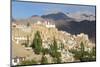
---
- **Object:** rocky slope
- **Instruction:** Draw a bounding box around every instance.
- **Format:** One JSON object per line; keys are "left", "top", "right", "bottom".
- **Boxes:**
{"left": 12, "top": 21, "right": 96, "bottom": 65}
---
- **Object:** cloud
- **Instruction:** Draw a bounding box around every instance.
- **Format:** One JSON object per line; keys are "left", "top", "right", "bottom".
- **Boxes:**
{"left": 67, "top": 11, "right": 95, "bottom": 21}
{"left": 42, "top": 6, "right": 63, "bottom": 15}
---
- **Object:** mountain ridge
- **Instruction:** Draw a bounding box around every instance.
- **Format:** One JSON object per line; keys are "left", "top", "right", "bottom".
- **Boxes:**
{"left": 12, "top": 12, "right": 96, "bottom": 42}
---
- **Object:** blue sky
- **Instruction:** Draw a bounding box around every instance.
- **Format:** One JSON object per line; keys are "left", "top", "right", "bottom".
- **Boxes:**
{"left": 12, "top": 1, "right": 95, "bottom": 19}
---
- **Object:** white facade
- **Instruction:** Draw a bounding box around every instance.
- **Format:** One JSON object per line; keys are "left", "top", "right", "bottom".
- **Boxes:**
{"left": 37, "top": 21, "right": 42, "bottom": 24}
{"left": 45, "top": 21, "right": 55, "bottom": 28}
{"left": 14, "top": 37, "right": 27, "bottom": 44}
{"left": 36, "top": 20, "right": 56, "bottom": 28}
{"left": 46, "top": 24, "right": 55, "bottom": 28}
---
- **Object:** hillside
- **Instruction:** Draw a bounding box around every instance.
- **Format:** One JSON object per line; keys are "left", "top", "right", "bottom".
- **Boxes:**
{"left": 12, "top": 21, "right": 96, "bottom": 65}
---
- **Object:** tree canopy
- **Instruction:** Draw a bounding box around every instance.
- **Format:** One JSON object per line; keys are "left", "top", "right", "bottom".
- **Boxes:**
{"left": 30, "top": 31, "right": 42, "bottom": 54}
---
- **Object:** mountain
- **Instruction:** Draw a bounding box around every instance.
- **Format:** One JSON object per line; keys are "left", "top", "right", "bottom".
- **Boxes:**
{"left": 41, "top": 12, "right": 73, "bottom": 30}
{"left": 56, "top": 20, "right": 96, "bottom": 42}
{"left": 13, "top": 15, "right": 45, "bottom": 25}
{"left": 29, "top": 15, "right": 45, "bottom": 23}
{"left": 41, "top": 12, "right": 96, "bottom": 42}
{"left": 41, "top": 12, "right": 72, "bottom": 21}
{"left": 13, "top": 12, "right": 96, "bottom": 42}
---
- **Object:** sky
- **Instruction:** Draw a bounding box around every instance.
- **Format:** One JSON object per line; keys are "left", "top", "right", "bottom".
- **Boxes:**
{"left": 12, "top": 1, "right": 96, "bottom": 19}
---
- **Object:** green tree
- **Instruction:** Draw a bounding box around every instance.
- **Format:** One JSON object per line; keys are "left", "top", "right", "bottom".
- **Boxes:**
{"left": 30, "top": 31, "right": 42, "bottom": 54}
{"left": 80, "top": 42, "right": 85, "bottom": 59}
{"left": 49, "top": 37, "right": 61, "bottom": 63}
{"left": 69, "top": 42, "right": 96, "bottom": 62}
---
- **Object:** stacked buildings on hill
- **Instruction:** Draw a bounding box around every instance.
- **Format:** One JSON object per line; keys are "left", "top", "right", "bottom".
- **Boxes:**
{"left": 12, "top": 20, "right": 95, "bottom": 65}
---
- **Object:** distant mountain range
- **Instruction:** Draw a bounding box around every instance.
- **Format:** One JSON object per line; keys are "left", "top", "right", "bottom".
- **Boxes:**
{"left": 12, "top": 12, "right": 96, "bottom": 42}
{"left": 41, "top": 12, "right": 96, "bottom": 42}
{"left": 41, "top": 12, "right": 72, "bottom": 21}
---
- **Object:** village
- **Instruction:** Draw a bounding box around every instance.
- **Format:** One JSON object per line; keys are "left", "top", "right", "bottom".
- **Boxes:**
{"left": 12, "top": 20, "right": 95, "bottom": 66}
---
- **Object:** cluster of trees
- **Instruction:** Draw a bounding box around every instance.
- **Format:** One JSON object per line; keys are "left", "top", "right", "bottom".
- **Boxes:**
{"left": 30, "top": 31, "right": 61, "bottom": 64}
{"left": 69, "top": 42, "right": 96, "bottom": 62}
{"left": 21, "top": 30, "right": 96, "bottom": 65}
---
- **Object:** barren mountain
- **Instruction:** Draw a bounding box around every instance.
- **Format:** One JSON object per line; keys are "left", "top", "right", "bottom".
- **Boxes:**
{"left": 12, "top": 12, "right": 96, "bottom": 42}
